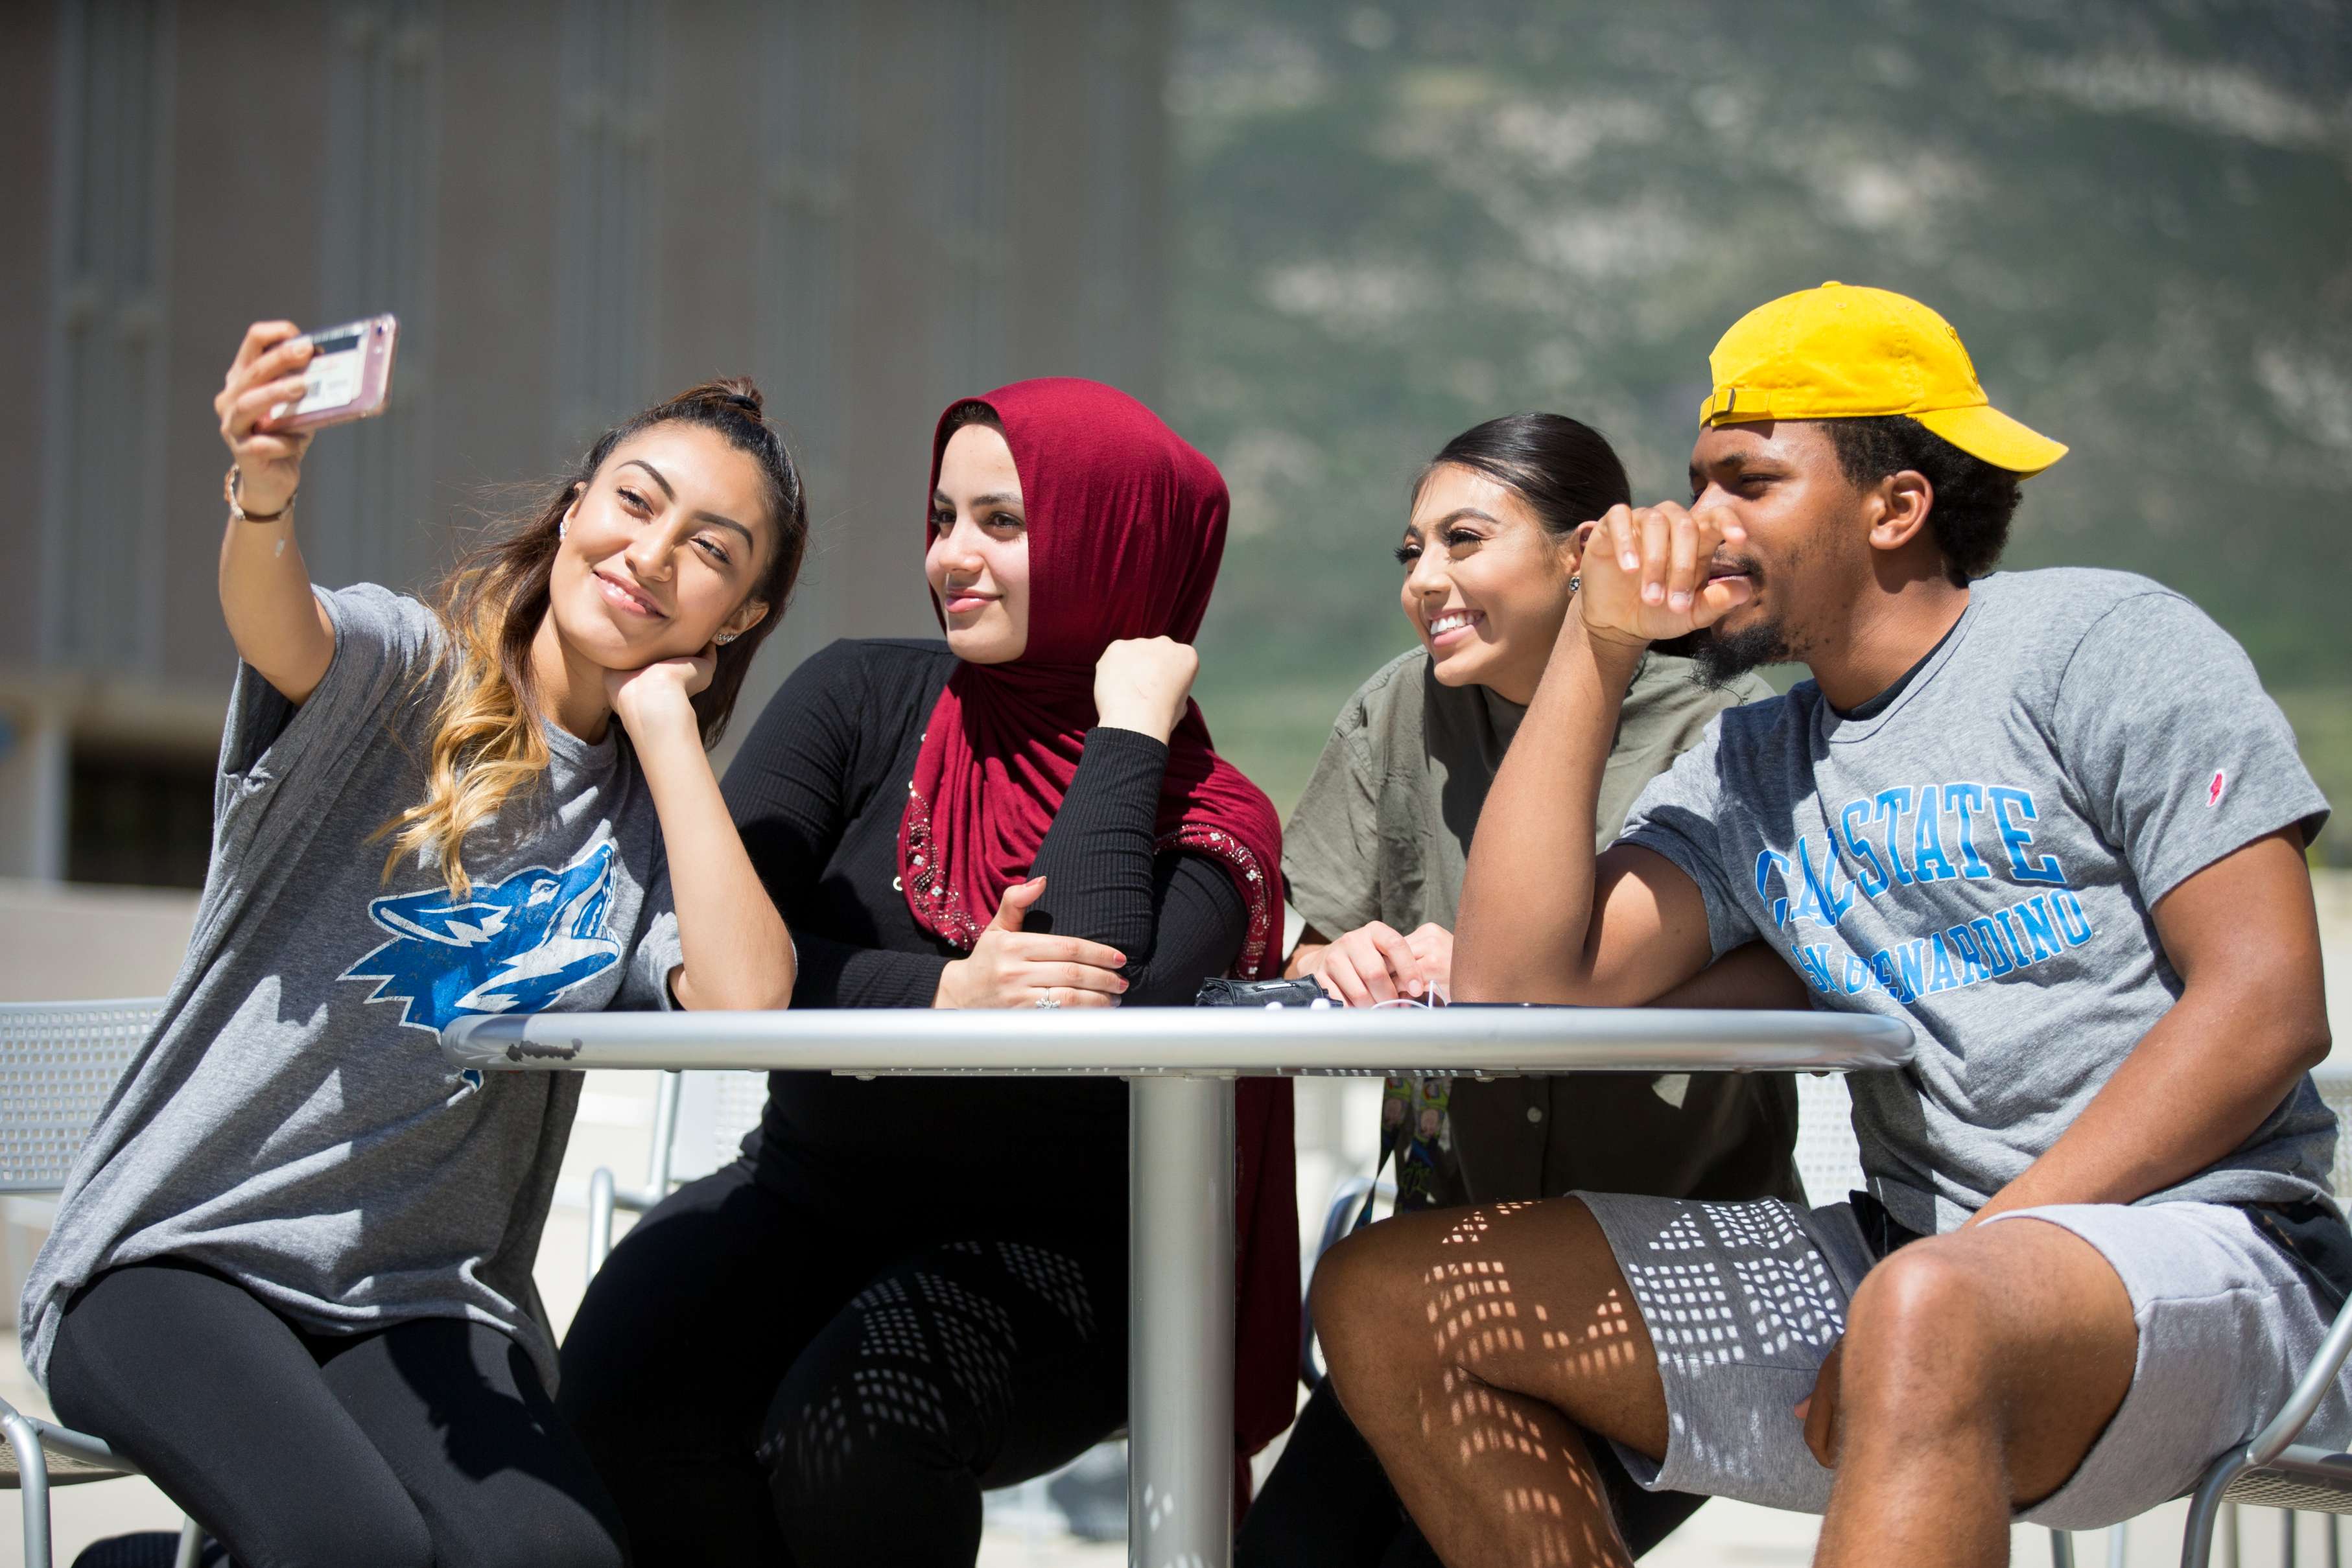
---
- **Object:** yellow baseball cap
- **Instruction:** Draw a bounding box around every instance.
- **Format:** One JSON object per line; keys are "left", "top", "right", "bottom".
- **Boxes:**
{"left": 1699, "top": 282, "right": 2067, "bottom": 478}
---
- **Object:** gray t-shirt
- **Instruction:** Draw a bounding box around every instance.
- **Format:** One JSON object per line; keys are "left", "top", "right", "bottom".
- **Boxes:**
{"left": 21, "top": 585, "right": 677, "bottom": 1389}
{"left": 1620, "top": 568, "right": 2333, "bottom": 1233}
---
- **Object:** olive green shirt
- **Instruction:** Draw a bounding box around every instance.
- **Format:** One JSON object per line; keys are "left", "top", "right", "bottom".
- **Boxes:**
{"left": 1283, "top": 648, "right": 1801, "bottom": 1208}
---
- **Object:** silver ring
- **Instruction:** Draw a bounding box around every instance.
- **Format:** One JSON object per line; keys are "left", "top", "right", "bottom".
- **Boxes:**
{"left": 1034, "top": 990, "right": 1061, "bottom": 1009}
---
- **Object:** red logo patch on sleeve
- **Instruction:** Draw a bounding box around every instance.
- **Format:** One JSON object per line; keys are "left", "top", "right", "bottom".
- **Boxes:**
{"left": 2207, "top": 770, "right": 2228, "bottom": 808}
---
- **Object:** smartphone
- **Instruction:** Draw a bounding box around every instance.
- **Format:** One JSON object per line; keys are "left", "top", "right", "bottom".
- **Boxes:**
{"left": 270, "top": 313, "right": 399, "bottom": 432}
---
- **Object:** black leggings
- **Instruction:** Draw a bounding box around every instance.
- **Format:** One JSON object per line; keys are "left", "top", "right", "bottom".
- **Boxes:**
{"left": 48, "top": 1260, "right": 627, "bottom": 1568}
{"left": 558, "top": 1159, "right": 1127, "bottom": 1566}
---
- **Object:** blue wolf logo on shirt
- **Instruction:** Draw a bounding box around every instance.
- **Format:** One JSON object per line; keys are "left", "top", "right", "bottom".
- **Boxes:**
{"left": 341, "top": 840, "right": 623, "bottom": 1032}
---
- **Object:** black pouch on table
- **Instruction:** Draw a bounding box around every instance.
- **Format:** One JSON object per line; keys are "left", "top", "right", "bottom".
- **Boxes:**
{"left": 1195, "top": 976, "right": 1330, "bottom": 1007}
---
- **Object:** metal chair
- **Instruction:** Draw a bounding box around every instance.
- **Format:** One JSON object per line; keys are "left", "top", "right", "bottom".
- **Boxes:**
{"left": 583, "top": 1070, "right": 768, "bottom": 1271}
{"left": 1300, "top": 1174, "right": 1396, "bottom": 1387}
{"left": 1793, "top": 1072, "right": 1866, "bottom": 1208}
{"left": 0, "top": 999, "right": 202, "bottom": 1568}
{"left": 2169, "top": 1075, "right": 2352, "bottom": 1568}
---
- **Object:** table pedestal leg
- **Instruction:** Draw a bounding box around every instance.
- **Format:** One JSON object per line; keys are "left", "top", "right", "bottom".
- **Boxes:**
{"left": 1129, "top": 1073, "right": 1235, "bottom": 1568}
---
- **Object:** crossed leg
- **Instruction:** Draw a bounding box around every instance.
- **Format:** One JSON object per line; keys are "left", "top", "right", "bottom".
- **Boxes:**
{"left": 1313, "top": 1197, "right": 2139, "bottom": 1568}
{"left": 1314, "top": 1198, "right": 1668, "bottom": 1568}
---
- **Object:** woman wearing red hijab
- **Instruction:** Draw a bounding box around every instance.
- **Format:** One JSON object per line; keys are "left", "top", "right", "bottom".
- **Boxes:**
{"left": 559, "top": 379, "right": 1294, "bottom": 1565}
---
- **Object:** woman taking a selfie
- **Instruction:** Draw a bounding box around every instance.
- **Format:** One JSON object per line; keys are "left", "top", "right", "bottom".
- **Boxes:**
{"left": 1241, "top": 412, "right": 1800, "bottom": 1567}
{"left": 21, "top": 321, "right": 807, "bottom": 1568}
{"left": 559, "top": 378, "right": 1293, "bottom": 1567}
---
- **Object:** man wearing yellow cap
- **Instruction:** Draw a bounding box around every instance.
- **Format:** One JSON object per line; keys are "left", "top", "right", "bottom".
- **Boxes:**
{"left": 1313, "top": 284, "right": 2340, "bottom": 1566}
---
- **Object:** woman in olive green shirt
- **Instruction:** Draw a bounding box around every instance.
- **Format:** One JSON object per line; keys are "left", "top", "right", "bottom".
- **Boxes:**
{"left": 1242, "top": 413, "right": 1799, "bottom": 1567}
{"left": 1282, "top": 410, "right": 1797, "bottom": 1204}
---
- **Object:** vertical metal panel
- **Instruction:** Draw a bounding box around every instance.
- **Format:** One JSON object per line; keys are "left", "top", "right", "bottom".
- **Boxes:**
{"left": 753, "top": 0, "right": 853, "bottom": 666}
{"left": 927, "top": 0, "right": 1011, "bottom": 399}
{"left": 759, "top": 0, "right": 851, "bottom": 484}
{"left": 40, "top": 0, "right": 175, "bottom": 672}
{"left": 554, "top": 0, "right": 664, "bottom": 456}
{"left": 303, "top": 0, "right": 441, "bottom": 594}
{"left": 1079, "top": 3, "right": 1157, "bottom": 393}
{"left": 0, "top": 7, "right": 63, "bottom": 666}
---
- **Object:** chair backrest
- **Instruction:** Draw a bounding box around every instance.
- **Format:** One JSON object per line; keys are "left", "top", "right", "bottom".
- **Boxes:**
{"left": 0, "top": 1000, "right": 164, "bottom": 1193}
{"left": 2314, "top": 1069, "right": 2352, "bottom": 1199}
{"left": 657, "top": 1070, "right": 771, "bottom": 1189}
{"left": 710, "top": 1071, "right": 765, "bottom": 1168}
{"left": 1794, "top": 1074, "right": 1864, "bottom": 1209}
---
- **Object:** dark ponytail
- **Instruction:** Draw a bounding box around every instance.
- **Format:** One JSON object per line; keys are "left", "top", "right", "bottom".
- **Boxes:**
{"left": 1414, "top": 412, "right": 1632, "bottom": 539}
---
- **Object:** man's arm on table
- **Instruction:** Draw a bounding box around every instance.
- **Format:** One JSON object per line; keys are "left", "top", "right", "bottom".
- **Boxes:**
{"left": 1658, "top": 940, "right": 1810, "bottom": 1009}
{"left": 1455, "top": 502, "right": 1754, "bottom": 1006}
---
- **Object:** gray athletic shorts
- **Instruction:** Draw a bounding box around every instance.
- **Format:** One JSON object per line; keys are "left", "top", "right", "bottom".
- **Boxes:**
{"left": 1575, "top": 1191, "right": 2351, "bottom": 1530}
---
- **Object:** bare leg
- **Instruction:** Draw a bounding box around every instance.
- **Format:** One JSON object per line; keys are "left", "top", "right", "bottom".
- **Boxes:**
{"left": 1314, "top": 1198, "right": 1671, "bottom": 1568}
{"left": 1815, "top": 1218, "right": 2137, "bottom": 1568}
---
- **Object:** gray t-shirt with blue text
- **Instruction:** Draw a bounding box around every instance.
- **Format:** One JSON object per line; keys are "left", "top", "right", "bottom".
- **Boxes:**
{"left": 1619, "top": 568, "right": 2332, "bottom": 1233}
{"left": 21, "top": 585, "right": 677, "bottom": 1388}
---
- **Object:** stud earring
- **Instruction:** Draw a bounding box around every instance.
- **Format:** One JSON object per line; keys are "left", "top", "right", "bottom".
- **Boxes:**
{"left": 1568, "top": 574, "right": 1581, "bottom": 593}
{"left": 558, "top": 520, "right": 569, "bottom": 541}
{"left": 716, "top": 631, "right": 737, "bottom": 645}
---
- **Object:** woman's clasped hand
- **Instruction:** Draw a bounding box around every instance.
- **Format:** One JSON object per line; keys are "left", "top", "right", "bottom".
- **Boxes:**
{"left": 931, "top": 632, "right": 1203, "bottom": 1009}
{"left": 931, "top": 875, "right": 1130, "bottom": 1008}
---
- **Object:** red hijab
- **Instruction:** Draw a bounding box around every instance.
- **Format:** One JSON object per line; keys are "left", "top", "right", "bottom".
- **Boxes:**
{"left": 897, "top": 377, "right": 1281, "bottom": 978}
{"left": 897, "top": 378, "right": 1299, "bottom": 1475}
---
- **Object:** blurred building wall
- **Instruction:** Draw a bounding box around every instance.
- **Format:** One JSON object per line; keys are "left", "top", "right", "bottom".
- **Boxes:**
{"left": 0, "top": 0, "right": 1171, "bottom": 894}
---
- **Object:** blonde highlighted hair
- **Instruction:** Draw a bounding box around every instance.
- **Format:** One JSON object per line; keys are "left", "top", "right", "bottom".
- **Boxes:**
{"left": 377, "top": 379, "right": 807, "bottom": 893}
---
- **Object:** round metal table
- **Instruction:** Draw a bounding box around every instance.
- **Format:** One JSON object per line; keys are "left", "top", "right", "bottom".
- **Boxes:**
{"left": 442, "top": 1005, "right": 1911, "bottom": 1568}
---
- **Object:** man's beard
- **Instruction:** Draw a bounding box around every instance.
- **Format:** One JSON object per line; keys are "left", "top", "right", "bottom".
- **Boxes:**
{"left": 1683, "top": 616, "right": 1793, "bottom": 690}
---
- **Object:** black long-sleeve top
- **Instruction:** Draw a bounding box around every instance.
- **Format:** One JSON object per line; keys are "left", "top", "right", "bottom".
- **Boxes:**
{"left": 722, "top": 638, "right": 1248, "bottom": 1220}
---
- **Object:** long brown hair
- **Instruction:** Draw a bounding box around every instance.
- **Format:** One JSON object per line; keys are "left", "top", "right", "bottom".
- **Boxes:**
{"left": 379, "top": 379, "right": 808, "bottom": 893}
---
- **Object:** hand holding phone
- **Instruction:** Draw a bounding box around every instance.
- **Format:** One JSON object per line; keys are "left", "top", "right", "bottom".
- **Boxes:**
{"left": 268, "top": 314, "right": 398, "bottom": 431}
{"left": 215, "top": 314, "right": 398, "bottom": 519}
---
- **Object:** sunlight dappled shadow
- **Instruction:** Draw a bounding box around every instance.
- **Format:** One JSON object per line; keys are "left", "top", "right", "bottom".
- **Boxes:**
{"left": 1389, "top": 1204, "right": 1636, "bottom": 1567}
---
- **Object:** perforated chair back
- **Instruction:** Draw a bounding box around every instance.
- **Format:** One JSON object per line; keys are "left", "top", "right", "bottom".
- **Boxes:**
{"left": 710, "top": 1071, "right": 766, "bottom": 1169}
{"left": 2318, "top": 1069, "right": 2352, "bottom": 1202}
{"left": 1794, "top": 1073, "right": 1864, "bottom": 1210}
{"left": 0, "top": 1000, "right": 162, "bottom": 1195}
{"left": 584, "top": 1070, "right": 774, "bottom": 1274}
{"left": 0, "top": 1001, "right": 189, "bottom": 1567}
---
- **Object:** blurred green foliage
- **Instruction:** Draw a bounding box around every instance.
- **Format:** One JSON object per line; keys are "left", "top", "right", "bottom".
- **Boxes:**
{"left": 1166, "top": 0, "right": 2352, "bottom": 856}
